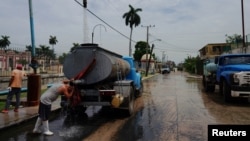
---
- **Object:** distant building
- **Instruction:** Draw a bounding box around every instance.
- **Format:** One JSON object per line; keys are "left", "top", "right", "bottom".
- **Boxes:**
{"left": 199, "top": 43, "right": 229, "bottom": 60}
{"left": 0, "top": 50, "right": 31, "bottom": 71}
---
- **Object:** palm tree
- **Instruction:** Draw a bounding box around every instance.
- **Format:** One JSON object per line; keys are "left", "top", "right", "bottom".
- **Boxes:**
{"left": 0, "top": 35, "right": 11, "bottom": 50}
{"left": 123, "top": 4, "right": 142, "bottom": 56}
{"left": 49, "top": 35, "right": 58, "bottom": 51}
{"left": 26, "top": 45, "right": 32, "bottom": 52}
{"left": 39, "top": 45, "right": 51, "bottom": 71}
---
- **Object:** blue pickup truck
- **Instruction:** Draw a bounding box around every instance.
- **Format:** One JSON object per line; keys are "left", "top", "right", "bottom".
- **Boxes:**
{"left": 203, "top": 54, "right": 250, "bottom": 102}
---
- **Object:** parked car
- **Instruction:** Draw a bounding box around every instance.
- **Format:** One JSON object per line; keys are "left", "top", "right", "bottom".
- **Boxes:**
{"left": 161, "top": 67, "right": 170, "bottom": 74}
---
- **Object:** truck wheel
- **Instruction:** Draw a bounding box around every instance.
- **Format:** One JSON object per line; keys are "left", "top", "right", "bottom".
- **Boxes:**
{"left": 202, "top": 75, "right": 206, "bottom": 87}
{"left": 204, "top": 81, "right": 215, "bottom": 92}
{"left": 127, "top": 86, "right": 135, "bottom": 116}
{"left": 204, "top": 81, "right": 209, "bottom": 92}
{"left": 219, "top": 82, "right": 223, "bottom": 95}
{"left": 208, "top": 85, "right": 215, "bottom": 92}
{"left": 222, "top": 80, "right": 231, "bottom": 102}
{"left": 135, "top": 80, "right": 143, "bottom": 98}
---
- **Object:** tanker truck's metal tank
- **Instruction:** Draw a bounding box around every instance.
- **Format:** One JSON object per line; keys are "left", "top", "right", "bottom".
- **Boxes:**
{"left": 63, "top": 44, "right": 130, "bottom": 85}
{"left": 205, "top": 63, "right": 217, "bottom": 73}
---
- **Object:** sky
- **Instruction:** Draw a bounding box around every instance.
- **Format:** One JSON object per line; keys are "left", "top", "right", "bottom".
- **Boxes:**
{"left": 0, "top": 0, "right": 250, "bottom": 64}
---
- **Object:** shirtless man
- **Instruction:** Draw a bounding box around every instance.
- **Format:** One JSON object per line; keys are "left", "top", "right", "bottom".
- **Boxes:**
{"left": 32, "top": 80, "right": 74, "bottom": 135}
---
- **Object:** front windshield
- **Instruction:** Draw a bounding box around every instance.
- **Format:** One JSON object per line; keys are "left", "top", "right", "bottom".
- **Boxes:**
{"left": 223, "top": 56, "right": 250, "bottom": 65}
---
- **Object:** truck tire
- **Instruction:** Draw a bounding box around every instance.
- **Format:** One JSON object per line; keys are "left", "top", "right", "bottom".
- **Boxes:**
{"left": 204, "top": 80, "right": 215, "bottom": 92}
{"left": 202, "top": 75, "right": 206, "bottom": 87}
{"left": 127, "top": 86, "right": 135, "bottom": 116}
{"left": 135, "top": 80, "right": 143, "bottom": 98}
{"left": 219, "top": 82, "right": 223, "bottom": 95}
{"left": 222, "top": 80, "right": 231, "bottom": 102}
{"left": 207, "top": 85, "right": 215, "bottom": 92}
{"left": 204, "top": 81, "right": 209, "bottom": 92}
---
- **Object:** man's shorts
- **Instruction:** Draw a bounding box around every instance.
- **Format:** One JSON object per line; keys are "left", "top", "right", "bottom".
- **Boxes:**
{"left": 38, "top": 102, "right": 51, "bottom": 121}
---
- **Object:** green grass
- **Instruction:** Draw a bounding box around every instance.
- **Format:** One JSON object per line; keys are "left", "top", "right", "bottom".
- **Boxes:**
{"left": 0, "top": 101, "right": 5, "bottom": 110}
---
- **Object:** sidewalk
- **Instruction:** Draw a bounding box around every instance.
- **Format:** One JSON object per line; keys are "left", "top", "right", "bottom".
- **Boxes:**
{"left": 0, "top": 98, "right": 61, "bottom": 130}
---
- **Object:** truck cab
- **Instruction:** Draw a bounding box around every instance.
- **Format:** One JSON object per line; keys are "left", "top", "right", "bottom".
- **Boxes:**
{"left": 215, "top": 54, "right": 250, "bottom": 102}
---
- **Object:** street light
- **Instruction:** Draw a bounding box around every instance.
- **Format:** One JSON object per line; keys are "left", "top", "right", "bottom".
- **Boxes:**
{"left": 92, "top": 24, "right": 107, "bottom": 44}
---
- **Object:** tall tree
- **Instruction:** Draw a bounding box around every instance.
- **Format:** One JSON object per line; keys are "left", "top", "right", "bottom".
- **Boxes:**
{"left": 0, "top": 35, "right": 11, "bottom": 50}
{"left": 49, "top": 35, "right": 58, "bottom": 51}
{"left": 122, "top": 4, "right": 142, "bottom": 56}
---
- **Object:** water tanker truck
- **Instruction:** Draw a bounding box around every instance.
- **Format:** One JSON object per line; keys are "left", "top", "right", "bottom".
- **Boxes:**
{"left": 61, "top": 43, "right": 143, "bottom": 116}
{"left": 203, "top": 54, "right": 250, "bottom": 102}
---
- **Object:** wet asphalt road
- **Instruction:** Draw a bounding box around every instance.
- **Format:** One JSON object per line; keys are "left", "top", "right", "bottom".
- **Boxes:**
{"left": 1, "top": 71, "right": 250, "bottom": 141}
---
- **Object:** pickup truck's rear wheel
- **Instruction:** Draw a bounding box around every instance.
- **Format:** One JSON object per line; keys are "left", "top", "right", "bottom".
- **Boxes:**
{"left": 222, "top": 80, "right": 231, "bottom": 102}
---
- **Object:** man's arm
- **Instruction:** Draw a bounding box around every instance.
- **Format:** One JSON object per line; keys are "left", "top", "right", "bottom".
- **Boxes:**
{"left": 8, "top": 76, "right": 14, "bottom": 87}
{"left": 61, "top": 85, "right": 74, "bottom": 99}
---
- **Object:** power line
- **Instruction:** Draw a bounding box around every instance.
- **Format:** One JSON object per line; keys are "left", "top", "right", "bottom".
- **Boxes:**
{"left": 74, "top": 0, "right": 136, "bottom": 43}
{"left": 149, "top": 34, "right": 199, "bottom": 51}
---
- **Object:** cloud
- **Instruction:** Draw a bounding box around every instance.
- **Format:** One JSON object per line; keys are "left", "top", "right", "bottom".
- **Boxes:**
{"left": 0, "top": 0, "right": 249, "bottom": 64}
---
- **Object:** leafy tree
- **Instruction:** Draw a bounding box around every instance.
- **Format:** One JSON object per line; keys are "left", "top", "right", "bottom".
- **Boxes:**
{"left": 17, "top": 59, "right": 28, "bottom": 67}
{"left": 183, "top": 55, "right": 201, "bottom": 74}
{"left": 70, "top": 43, "right": 80, "bottom": 52}
{"left": 73, "top": 43, "right": 80, "bottom": 47}
{"left": 225, "top": 34, "right": 243, "bottom": 47}
{"left": 58, "top": 53, "right": 68, "bottom": 64}
{"left": 134, "top": 41, "right": 150, "bottom": 62}
{"left": 0, "top": 35, "right": 11, "bottom": 50}
{"left": 26, "top": 45, "right": 42, "bottom": 58}
{"left": 123, "top": 4, "right": 142, "bottom": 56}
{"left": 38, "top": 45, "right": 55, "bottom": 68}
{"left": 26, "top": 45, "right": 32, "bottom": 52}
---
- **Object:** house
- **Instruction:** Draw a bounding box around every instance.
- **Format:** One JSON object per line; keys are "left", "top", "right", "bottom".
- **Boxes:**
{"left": 199, "top": 43, "right": 230, "bottom": 60}
{"left": 140, "top": 54, "right": 155, "bottom": 74}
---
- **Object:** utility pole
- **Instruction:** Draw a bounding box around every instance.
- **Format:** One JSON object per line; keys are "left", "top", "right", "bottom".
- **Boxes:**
{"left": 241, "top": 0, "right": 246, "bottom": 52}
{"left": 161, "top": 51, "right": 165, "bottom": 64}
{"left": 141, "top": 25, "right": 155, "bottom": 76}
{"left": 28, "top": 0, "right": 35, "bottom": 58}
{"left": 146, "top": 44, "right": 155, "bottom": 75}
{"left": 27, "top": 0, "right": 41, "bottom": 107}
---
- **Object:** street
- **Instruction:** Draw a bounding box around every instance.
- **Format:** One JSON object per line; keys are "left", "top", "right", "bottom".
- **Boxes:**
{"left": 1, "top": 71, "right": 250, "bottom": 141}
